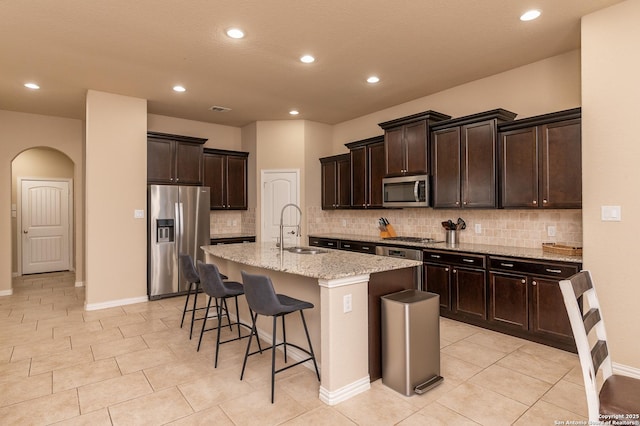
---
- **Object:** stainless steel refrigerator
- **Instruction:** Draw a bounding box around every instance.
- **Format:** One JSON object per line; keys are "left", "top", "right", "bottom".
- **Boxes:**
{"left": 148, "top": 185, "right": 210, "bottom": 299}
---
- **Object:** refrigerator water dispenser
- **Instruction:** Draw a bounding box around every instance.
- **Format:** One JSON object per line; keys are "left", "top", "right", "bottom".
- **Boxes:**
{"left": 156, "top": 219, "right": 174, "bottom": 243}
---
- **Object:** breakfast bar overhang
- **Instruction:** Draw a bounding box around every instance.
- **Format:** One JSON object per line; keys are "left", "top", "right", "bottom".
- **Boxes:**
{"left": 201, "top": 243, "right": 422, "bottom": 405}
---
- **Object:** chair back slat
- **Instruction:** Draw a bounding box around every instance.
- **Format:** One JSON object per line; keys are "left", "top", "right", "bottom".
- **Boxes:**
{"left": 583, "top": 308, "right": 601, "bottom": 335}
{"left": 591, "top": 339, "right": 609, "bottom": 373}
{"left": 570, "top": 270, "right": 593, "bottom": 298}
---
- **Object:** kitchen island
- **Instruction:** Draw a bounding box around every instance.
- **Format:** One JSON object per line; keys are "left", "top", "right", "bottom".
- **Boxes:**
{"left": 201, "top": 242, "right": 422, "bottom": 405}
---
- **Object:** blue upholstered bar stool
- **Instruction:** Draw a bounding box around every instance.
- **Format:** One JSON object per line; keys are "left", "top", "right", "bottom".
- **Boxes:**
{"left": 240, "top": 270, "right": 320, "bottom": 403}
{"left": 196, "top": 261, "right": 259, "bottom": 367}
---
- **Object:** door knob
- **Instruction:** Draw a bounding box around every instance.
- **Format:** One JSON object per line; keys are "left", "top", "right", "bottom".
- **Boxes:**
{"left": 23, "top": 230, "right": 28, "bottom": 234}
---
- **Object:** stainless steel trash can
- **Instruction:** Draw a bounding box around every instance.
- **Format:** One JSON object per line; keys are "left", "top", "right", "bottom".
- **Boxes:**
{"left": 381, "top": 289, "right": 443, "bottom": 396}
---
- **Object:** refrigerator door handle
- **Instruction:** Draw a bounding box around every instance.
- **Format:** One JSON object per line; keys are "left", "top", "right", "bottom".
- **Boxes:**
{"left": 176, "top": 202, "right": 184, "bottom": 253}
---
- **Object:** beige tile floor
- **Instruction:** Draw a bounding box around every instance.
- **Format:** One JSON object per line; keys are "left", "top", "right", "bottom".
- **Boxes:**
{"left": 0, "top": 272, "right": 589, "bottom": 425}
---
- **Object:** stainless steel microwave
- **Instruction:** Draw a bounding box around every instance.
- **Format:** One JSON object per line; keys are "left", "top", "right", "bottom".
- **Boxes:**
{"left": 382, "top": 175, "right": 429, "bottom": 208}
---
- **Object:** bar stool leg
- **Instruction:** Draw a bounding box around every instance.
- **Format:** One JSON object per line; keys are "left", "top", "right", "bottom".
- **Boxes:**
{"left": 214, "top": 297, "right": 223, "bottom": 368}
{"left": 300, "top": 310, "right": 320, "bottom": 380}
{"left": 197, "top": 296, "right": 212, "bottom": 352}
{"left": 281, "top": 315, "right": 287, "bottom": 363}
{"left": 240, "top": 311, "right": 259, "bottom": 380}
{"left": 180, "top": 281, "right": 194, "bottom": 328}
{"left": 189, "top": 283, "right": 199, "bottom": 339}
{"left": 271, "top": 316, "right": 277, "bottom": 404}
{"left": 234, "top": 296, "right": 241, "bottom": 340}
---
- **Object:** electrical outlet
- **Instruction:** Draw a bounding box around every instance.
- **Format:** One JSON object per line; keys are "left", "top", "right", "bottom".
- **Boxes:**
{"left": 547, "top": 226, "right": 556, "bottom": 237}
{"left": 343, "top": 294, "right": 352, "bottom": 313}
{"left": 474, "top": 223, "right": 481, "bottom": 234}
{"left": 134, "top": 209, "right": 144, "bottom": 219}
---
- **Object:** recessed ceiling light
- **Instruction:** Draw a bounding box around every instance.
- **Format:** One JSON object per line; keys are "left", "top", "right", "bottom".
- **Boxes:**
{"left": 226, "top": 28, "right": 245, "bottom": 39}
{"left": 367, "top": 76, "right": 380, "bottom": 84}
{"left": 520, "top": 10, "right": 541, "bottom": 21}
{"left": 289, "top": 110, "right": 299, "bottom": 116}
{"left": 300, "top": 55, "right": 315, "bottom": 64}
{"left": 24, "top": 82, "right": 40, "bottom": 90}
{"left": 173, "top": 85, "right": 186, "bottom": 92}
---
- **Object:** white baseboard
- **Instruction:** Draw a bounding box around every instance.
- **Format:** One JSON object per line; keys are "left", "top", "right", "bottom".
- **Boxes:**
{"left": 85, "top": 295, "right": 148, "bottom": 311}
{"left": 0, "top": 289, "right": 13, "bottom": 296}
{"left": 75, "top": 281, "right": 85, "bottom": 287}
{"left": 613, "top": 362, "right": 640, "bottom": 379}
{"left": 319, "top": 376, "right": 371, "bottom": 406}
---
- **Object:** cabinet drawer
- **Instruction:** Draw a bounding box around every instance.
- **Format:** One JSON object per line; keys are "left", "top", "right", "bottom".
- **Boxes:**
{"left": 309, "top": 237, "right": 338, "bottom": 249}
{"left": 424, "top": 250, "right": 486, "bottom": 268}
{"left": 489, "top": 256, "right": 579, "bottom": 278}
{"left": 339, "top": 240, "right": 376, "bottom": 254}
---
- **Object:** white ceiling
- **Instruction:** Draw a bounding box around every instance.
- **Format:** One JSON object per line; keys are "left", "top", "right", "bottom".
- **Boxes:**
{"left": 0, "top": 0, "right": 621, "bottom": 127}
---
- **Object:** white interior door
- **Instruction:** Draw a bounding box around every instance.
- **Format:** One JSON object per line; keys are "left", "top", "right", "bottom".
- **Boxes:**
{"left": 21, "top": 179, "right": 71, "bottom": 274}
{"left": 261, "top": 170, "right": 299, "bottom": 245}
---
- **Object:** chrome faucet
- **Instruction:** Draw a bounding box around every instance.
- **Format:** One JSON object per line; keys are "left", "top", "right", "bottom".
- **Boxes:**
{"left": 279, "top": 203, "right": 302, "bottom": 254}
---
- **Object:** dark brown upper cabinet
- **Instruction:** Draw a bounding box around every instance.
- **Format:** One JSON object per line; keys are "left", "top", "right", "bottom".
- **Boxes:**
{"left": 147, "top": 132, "right": 206, "bottom": 185}
{"left": 498, "top": 108, "right": 581, "bottom": 209}
{"left": 203, "top": 148, "right": 249, "bottom": 210}
{"left": 320, "top": 154, "right": 351, "bottom": 210}
{"left": 431, "top": 109, "right": 517, "bottom": 209}
{"left": 378, "top": 110, "right": 450, "bottom": 177}
{"left": 346, "top": 136, "right": 385, "bottom": 208}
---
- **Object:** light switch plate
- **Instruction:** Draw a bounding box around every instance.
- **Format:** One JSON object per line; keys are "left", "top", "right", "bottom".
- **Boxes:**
{"left": 134, "top": 209, "right": 145, "bottom": 219}
{"left": 601, "top": 205, "right": 621, "bottom": 221}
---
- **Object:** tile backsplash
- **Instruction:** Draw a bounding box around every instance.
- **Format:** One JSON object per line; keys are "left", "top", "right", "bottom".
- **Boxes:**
{"left": 210, "top": 208, "right": 256, "bottom": 236}
{"left": 307, "top": 207, "right": 582, "bottom": 249}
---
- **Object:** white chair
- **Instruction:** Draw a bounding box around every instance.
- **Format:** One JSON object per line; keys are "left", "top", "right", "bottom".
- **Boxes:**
{"left": 559, "top": 270, "right": 640, "bottom": 422}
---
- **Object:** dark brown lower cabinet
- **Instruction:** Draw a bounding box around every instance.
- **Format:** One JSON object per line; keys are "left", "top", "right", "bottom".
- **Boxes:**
{"left": 453, "top": 267, "right": 487, "bottom": 320}
{"left": 489, "top": 256, "right": 579, "bottom": 352}
{"left": 423, "top": 250, "right": 487, "bottom": 323}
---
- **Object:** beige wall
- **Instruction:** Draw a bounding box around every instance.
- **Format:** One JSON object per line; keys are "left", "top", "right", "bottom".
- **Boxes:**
{"left": 147, "top": 113, "right": 242, "bottom": 151}
{"left": 11, "top": 148, "right": 75, "bottom": 273}
{"left": 85, "top": 91, "right": 147, "bottom": 306}
{"left": 249, "top": 120, "right": 333, "bottom": 242}
{"left": 582, "top": 1, "right": 640, "bottom": 368}
{"left": 0, "top": 110, "right": 84, "bottom": 293}
{"left": 332, "top": 50, "right": 581, "bottom": 150}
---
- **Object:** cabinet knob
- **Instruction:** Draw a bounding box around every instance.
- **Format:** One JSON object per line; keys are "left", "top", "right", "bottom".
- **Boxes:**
{"left": 521, "top": 279, "right": 526, "bottom": 284}
{"left": 453, "top": 269, "right": 457, "bottom": 274}
{"left": 533, "top": 200, "right": 537, "bottom": 205}
{"left": 455, "top": 201, "right": 460, "bottom": 206}
{"left": 445, "top": 267, "right": 449, "bottom": 272}
{"left": 463, "top": 201, "right": 467, "bottom": 205}
{"left": 543, "top": 199, "right": 548, "bottom": 204}
{"left": 532, "top": 281, "right": 537, "bottom": 286}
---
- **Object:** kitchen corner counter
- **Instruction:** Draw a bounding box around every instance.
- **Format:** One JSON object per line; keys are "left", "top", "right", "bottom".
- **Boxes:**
{"left": 201, "top": 242, "right": 422, "bottom": 280}
{"left": 309, "top": 233, "right": 583, "bottom": 264}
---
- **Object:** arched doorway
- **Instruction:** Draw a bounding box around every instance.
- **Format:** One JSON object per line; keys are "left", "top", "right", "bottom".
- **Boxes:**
{"left": 11, "top": 147, "right": 74, "bottom": 276}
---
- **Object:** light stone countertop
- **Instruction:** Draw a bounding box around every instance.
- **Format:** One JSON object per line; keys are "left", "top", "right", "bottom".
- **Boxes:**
{"left": 310, "top": 233, "right": 583, "bottom": 264}
{"left": 201, "top": 242, "right": 422, "bottom": 280}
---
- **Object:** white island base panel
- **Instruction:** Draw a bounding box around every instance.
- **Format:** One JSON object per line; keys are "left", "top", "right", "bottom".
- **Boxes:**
{"left": 205, "top": 255, "right": 372, "bottom": 405}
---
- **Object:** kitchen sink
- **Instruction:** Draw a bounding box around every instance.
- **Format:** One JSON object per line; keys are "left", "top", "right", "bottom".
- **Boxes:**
{"left": 286, "top": 246, "right": 328, "bottom": 255}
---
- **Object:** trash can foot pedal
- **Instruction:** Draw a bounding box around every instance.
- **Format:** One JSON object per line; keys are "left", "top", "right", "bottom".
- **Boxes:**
{"left": 414, "top": 375, "right": 444, "bottom": 394}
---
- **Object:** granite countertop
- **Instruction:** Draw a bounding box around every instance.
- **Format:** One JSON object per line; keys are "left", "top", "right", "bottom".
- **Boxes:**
{"left": 309, "top": 233, "right": 583, "bottom": 264}
{"left": 201, "top": 242, "right": 422, "bottom": 280}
